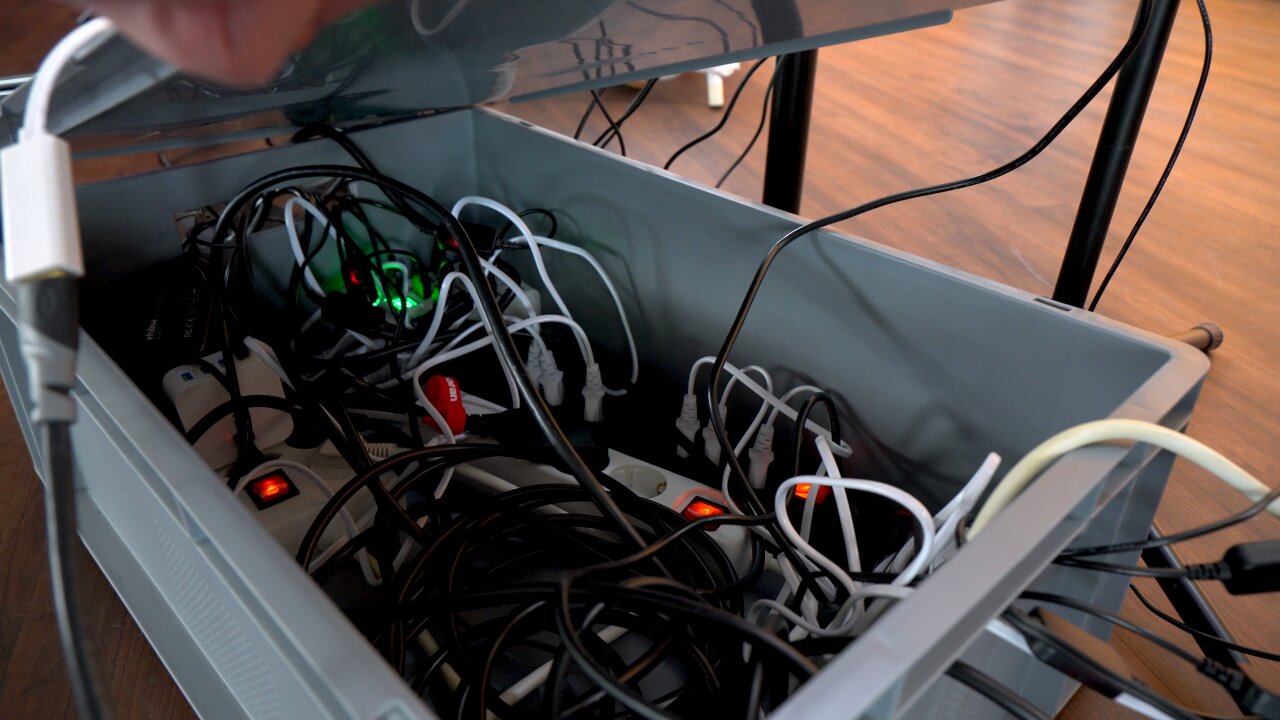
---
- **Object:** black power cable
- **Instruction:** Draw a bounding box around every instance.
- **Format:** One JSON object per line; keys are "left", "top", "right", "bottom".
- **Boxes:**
{"left": 946, "top": 661, "right": 1051, "bottom": 720}
{"left": 716, "top": 65, "right": 779, "bottom": 189}
{"left": 1062, "top": 483, "right": 1280, "bottom": 559}
{"left": 663, "top": 58, "right": 771, "bottom": 170}
{"left": 1019, "top": 590, "right": 1205, "bottom": 666}
{"left": 1054, "top": 555, "right": 1228, "bottom": 580}
{"left": 589, "top": 91, "right": 628, "bottom": 157}
{"left": 207, "top": 165, "right": 651, "bottom": 552}
{"left": 791, "top": 390, "right": 842, "bottom": 478}
{"left": 16, "top": 270, "right": 109, "bottom": 720}
{"left": 1089, "top": 0, "right": 1212, "bottom": 311}
{"left": 1130, "top": 583, "right": 1280, "bottom": 663}
{"left": 1004, "top": 607, "right": 1260, "bottom": 720}
{"left": 594, "top": 78, "right": 658, "bottom": 149}
{"left": 43, "top": 423, "right": 108, "bottom": 720}
{"left": 1002, "top": 609, "right": 1203, "bottom": 720}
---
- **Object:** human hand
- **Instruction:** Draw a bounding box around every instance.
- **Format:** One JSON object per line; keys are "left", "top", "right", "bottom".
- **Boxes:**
{"left": 66, "top": 0, "right": 381, "bottom": 85}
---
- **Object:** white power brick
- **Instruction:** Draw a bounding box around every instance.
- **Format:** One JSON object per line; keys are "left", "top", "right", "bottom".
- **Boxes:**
{"left": 163, "top": 350, "right": 293, "bottom": 469}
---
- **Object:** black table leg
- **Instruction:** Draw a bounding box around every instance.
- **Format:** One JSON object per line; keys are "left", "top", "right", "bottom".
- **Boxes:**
{"left": 1142, "top": 540, "right": 1246, "bottom": 673}
{"left": 762, "top": 49, "right": 818, "bottom": 214}
{"left": 1052, "top": 0, "right": 1182, "bottom": 307}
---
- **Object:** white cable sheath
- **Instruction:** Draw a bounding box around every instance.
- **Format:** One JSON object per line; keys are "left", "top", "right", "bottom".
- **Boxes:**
{"left": 22, "top": 17, "right": 116, "bottom": 136}
{"left": 1115, "top": 694, "right": 1177, "bottom": 720}
{"left": 525, "top": 235, "right": 638, "bottom": 392}
{"left": 283, "top": 196, "right": 337, "bottom": 296}
{"left": 817, "top": 437, "right": 862, "bottom": 576}
{"left": 452, "top": 196, "right": 573, "bottom": 320}
{"left": 3, "top": 20, "right": 116, "bottom": 283}
{"left": 776, "top": 476, "right": 935, "bottom": 592}
{"left": 971, "top": 419, "right": 1280, "bottom": 537}
{"left": 687, "top": 357, "right": 853, "bottom": 457}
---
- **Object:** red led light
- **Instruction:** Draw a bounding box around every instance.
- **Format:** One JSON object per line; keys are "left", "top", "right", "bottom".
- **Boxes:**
{"left": 347, "top": 269, "right": 362, "bottom": 286}
{"left": 793, "top": 483, "right": 830, "bottom": 503}
{"left": 245, "top": 471, "right": 298, "bottom": 509}
{"left": 681, "top": 498, "right": 727, "bottom": 529}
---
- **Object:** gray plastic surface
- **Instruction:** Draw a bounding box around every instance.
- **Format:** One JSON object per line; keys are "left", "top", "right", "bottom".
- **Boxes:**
{"left": 0, "top": 109, "right": 1208, "bottom": 719}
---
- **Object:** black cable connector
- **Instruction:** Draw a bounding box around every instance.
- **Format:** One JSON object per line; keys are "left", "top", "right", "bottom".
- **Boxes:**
{"left": 1222, "top": 540, "right": 1280, "bottom": 595}
{"left": 1198, "top": 659, "right": 1280, "bottom": 720}
{"left": 1060, "top": 540, "right": 1280, "bottom": 595}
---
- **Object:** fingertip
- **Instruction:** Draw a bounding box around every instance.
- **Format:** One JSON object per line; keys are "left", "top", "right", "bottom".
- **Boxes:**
{"left": 80, "top": 0, "right": 331, "bottom": 87}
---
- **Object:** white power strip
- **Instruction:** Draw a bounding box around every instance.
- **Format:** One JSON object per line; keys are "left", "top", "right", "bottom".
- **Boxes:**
{"left": 459, "top": 449, "right": 752, "bottom": 572}
{"left": 231, "top": 442, "right": 380, "bottom": 562}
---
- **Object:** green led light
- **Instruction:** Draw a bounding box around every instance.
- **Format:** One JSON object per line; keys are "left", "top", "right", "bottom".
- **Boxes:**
{"left": 370, "top": 260, "right": 427, "bottom": 313}
{"left": 373, "top": 296, "right": 420, "bottom": 312}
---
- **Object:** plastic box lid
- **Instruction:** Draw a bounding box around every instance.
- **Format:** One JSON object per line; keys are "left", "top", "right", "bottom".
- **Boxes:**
{"left": 0, "top": 0, "right": 992, "bottom": 154}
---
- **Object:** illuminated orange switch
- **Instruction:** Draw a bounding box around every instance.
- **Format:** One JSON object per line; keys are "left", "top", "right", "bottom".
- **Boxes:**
{"left": 245, "top": 471, "right": 299, "bottom": 510}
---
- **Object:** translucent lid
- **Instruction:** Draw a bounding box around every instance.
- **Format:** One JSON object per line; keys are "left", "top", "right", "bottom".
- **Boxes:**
{"left": 1, "top": 0, "right": 986, "bottom": 154}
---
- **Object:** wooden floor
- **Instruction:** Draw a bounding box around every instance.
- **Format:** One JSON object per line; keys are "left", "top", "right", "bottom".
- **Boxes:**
{"left": 2, "top": 0, "right": 1278, "bottom": 717}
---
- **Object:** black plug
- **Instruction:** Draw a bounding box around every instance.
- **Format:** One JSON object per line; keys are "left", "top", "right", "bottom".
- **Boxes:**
{"left": 1199, "top": 659, "right": 1280, "bottom": 720}
{"left": 1222, "top": 540, "right": 1280, "bottom": 595}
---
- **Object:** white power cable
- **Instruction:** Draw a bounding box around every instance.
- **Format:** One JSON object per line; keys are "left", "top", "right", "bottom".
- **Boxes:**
{"left": 410, "top": 0, "right": 475, "bottom": 36}
{"left": 765, "top": 385, "right": 827, "bottom": 427}
{"left": 407, "top": 271, "right": 480, "bottom": 367}
{"left": 687, "top": 357, "right": 853, "bottom": 457}
{"left": 817, "top": 437, "right": 862, "bottom": 578}
{"left": 283, "top": 195, "right": 337, "bottom": 297}
{"left": 452, "top": 196, "right": 573, "bottom": 320}
{"left": 928, "top": 453, "right": 1001, "bottom": 567}
{"left": 441, "top": 312, "right": 588, "bottom": 369}
{"left": 776, "top": 476, "right": 935, "bottom": 591}
{"left": 21, "top": 17, "right": 115, "bottom": 136}
{"left": 935, "top": 452, "right": 1002, "bottom": 526}
{"left": 524, "top": 235, "right": 638, "bottom": 393}
{"left": 970, "top": 419, "right": 1280, "bottom": 538}
{"left": 412, "top": 315, "right": 594, "bottom": 382}
{"left": 500, "top": 626, "right": 629, "bottom": 706}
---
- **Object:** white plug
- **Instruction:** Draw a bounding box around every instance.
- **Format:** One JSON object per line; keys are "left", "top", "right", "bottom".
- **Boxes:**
{"left": 521, "top": 284, "right": 543, "bottom": 315}
{"left": 748, "top": 424, "right": 775, "bottom": 489}
{"left": 1, "top": 132, "right": 84, "bottom": 283}
{"left": 538, "top": 347, "right": 564, "bottom": 406}
{"left": 524, "top": 343, "right": 543, "bottom": 383}
{"left": 674, "top": 393, "right": 700, "bottom": 458}
{"left": 702, "top": 423, "right": 722, "bottom": 466}
{"left": 2, "top": 16, "right": 114, "bottom": 284}
{"left": 582, "top": 362, "right": 605, "bottom": 422}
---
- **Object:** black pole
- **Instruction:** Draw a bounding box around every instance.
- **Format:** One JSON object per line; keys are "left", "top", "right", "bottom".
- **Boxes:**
{"left": 762, "top": 49, "right": 818, "bottom": 214}
{"left": 1052, "top": 0, "right": 1182, "bottom": 307}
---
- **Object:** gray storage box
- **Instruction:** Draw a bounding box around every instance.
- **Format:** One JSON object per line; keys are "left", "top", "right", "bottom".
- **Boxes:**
{"left": 0, "top": 2, "right": 1209, "bottom": 717}
{"left": 0, "top": 108, "right": 1209, "bottom": 719}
